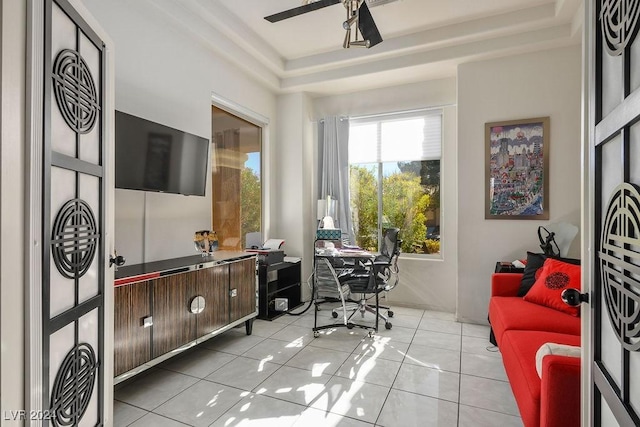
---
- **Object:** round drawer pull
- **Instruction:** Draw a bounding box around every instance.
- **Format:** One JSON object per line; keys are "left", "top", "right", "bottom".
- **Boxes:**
{"left": 190, "top": 296, "right": 206, "bottom": 314}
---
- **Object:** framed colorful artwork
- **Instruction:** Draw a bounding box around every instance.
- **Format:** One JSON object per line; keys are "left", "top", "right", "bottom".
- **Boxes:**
{"left": 485, "top": 117, "right": 550, "bottom": 219}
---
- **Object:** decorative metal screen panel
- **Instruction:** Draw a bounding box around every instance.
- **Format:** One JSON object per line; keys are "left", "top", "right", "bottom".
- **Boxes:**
{"left": 600, "top": 183, "right": 640, "bottom": 352}
{"left": 600, "top": 0, "right": 640, "bottom": 56}
{"left": 592, "top": 0, "right": 640, "bottom": 425}
{"left": 51, "top": 199, "right": 98, "bottom": 279}
{"left": 50, "top": 344, "right": 98, "bottom": 426}
{"left": 52, "top": 49, "right": 99, "bottom": 134}
{"left": 43, "top": 0, "right": 106, "bottom": 425}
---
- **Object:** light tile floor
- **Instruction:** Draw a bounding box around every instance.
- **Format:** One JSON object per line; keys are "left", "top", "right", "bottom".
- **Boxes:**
{"left": 114, "top": 305, "right": 523, "bottom": 426}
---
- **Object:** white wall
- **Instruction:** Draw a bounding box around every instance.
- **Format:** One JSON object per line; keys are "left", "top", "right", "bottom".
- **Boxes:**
{"left": 457, "top": 45, "right": 582, "bottom": 324}
{"left": 312, "top": 79, "right": 459, "bottom": 312}
{"left": 81, "top": 0, "right": 278, "bottom": 263}
{"left": 273, "top": 93, "right": 315, "bottom": 295}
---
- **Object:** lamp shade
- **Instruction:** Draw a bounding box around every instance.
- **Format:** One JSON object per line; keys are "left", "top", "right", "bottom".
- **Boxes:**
{"left": 546, "top": 222, "right": 579, "bottom": 257}
{"left": 317, "top": 196, "right": 338, "bottom": 221}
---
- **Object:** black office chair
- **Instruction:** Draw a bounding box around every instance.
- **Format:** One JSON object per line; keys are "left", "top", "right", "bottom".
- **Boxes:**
{"left": 333, "top": 228, "right": 401, "bottom": 332}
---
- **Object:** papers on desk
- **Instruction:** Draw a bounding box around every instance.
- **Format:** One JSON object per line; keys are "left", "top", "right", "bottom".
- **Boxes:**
{"left": 339, "top": 248, "right": 366, "bottom": 253}
{"left": 263, "top": 239, "right": 285, "bottom": 250}
{"left": 246, "top": 238, "right": 285, "bottom": 252}
{"left": 342, "top": 244, "right": 362, "bottom": 250}
{"left": 316, "top": 247, "right": 372, "bottom": 257}
{"left": 284, "top": 256, "right": 301, "bottom": 263}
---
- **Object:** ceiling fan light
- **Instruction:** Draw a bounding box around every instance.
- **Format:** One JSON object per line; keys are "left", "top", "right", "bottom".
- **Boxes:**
{"left": 343, "top": 28, "right": 352, "bottom": 48}
{"left": 350, "top": 39, "right": 371, "bottom": 48}
{"left": 358, "top": 1, "right": 383, "bottom": 47}
{"left": 343, "top": 15, "right": 358, "bottom": 30}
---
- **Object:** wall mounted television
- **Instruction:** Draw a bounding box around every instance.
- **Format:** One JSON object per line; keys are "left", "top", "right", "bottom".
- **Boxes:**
{"left": 115, "top": 111, "right": 209, "bottom": 196}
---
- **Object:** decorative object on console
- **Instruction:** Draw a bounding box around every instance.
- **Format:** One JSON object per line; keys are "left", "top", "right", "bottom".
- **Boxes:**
{"left": 485, "top": 117, "right": 550, "bottom": 220}
{"left": 194, "top": 230, "right": 218, "bottom": 255}
{"left": 523, "top": 258, "right": 582, "bottom": 316}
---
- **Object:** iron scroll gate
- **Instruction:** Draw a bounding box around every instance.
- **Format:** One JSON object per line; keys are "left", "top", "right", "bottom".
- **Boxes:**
{"left": 593, "top": 0, "right": 640, "bottom": 426}
{"left": 43, "top": 0, "right": 105, "bottom": 425}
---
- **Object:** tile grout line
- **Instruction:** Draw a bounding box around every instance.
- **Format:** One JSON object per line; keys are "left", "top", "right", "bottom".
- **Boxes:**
{"left": 114, "top": 399, "right": 148, "bottom": 427}
{"left": 457, "top": 324, "right": 464, "bottom": 427}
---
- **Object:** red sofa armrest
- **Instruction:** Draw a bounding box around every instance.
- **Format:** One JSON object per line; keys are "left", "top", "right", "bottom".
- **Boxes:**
{"left": 491, "top": 273, "right": 523, "bottom": 297}
{"left": 540, "top": 355, "right": 581, "bottom": 427}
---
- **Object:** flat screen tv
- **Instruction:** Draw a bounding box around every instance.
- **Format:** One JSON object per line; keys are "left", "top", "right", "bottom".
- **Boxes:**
{"left": 115, "top": 111, "right": 209, "bottom": 196}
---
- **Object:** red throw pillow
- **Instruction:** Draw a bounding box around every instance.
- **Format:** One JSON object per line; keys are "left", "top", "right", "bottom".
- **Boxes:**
{"left": 523, "top": 258, "right": 581, "bottom": 316}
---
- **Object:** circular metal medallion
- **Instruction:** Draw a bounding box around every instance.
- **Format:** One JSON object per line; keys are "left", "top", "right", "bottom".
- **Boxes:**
{"left": 52, "top": 49, "right": 99, "bottom": 134}
{"left": 190, "top": 296, "right": 206, "bottom": 314}
{"left": 51, "top": 199, "right": 98, "bottom": 279}
{"left": 600, "top": 182, "right": 640, "bottom": 352}
{"left": 50, "top": 343, "right": 98, "bottom": 426}
{"left": 600, "top": 0, "right": 640, "bottom": 56}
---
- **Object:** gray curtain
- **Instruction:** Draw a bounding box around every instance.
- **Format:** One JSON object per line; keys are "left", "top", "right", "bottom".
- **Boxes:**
{"left": 318, "top": 116, "right": 355, "bottom": 244}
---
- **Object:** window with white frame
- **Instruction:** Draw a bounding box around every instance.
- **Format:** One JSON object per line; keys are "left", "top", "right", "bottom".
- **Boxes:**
{"left": 348, "top": 109, "right": 442, "bottom": 255}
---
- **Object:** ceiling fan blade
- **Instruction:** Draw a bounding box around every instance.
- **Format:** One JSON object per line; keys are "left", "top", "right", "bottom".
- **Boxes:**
{"left": 265, "top": 0, "right": 341, "bottom": 23}
{"left": 358, "top": 1, "right": 383, "bottom": 47}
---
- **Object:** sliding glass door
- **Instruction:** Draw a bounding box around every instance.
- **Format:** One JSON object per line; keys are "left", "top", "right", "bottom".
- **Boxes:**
{"left": 211, "top": 106, "right": 262, "bottom": 250}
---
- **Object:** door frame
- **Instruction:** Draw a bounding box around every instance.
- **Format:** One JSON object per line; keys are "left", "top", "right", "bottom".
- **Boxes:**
{"left": 24, "top": 0, "right": 115, "bottom": 423}
{"left": 583, "top": 0, "right": 595, "bottom": 424}
{"left": 584, "top": 0, "right": 640, "bottom": 425}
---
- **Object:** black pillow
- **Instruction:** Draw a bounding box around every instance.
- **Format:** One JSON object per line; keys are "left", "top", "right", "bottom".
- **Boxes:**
{"left": 517, "top": 252, "right": 581, "bottom": 297}
{"left": 518, "top": 252, "right": 546, "bottom": 297}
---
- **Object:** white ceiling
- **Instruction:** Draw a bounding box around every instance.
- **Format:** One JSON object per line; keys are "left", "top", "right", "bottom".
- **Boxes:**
{"left": 147, "top": 0, "right": 583, "bottom": 96}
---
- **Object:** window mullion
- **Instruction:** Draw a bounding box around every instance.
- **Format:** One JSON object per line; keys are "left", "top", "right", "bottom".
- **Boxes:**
{"left": 377, "top": 161, "right": 383, "bottom": 252}
{"left": 377, "top": 120, "right": 383, "bottom": 252}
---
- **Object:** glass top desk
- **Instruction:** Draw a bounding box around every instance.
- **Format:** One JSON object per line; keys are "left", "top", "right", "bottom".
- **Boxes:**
{"left": 313, "top": 247, "right": 378, "bottom": 337}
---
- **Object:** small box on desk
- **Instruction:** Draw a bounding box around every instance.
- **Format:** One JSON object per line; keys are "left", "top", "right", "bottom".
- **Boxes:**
{"left": 317, "top": 229, "right": 342, "bottom": 240}
{"left": 495, "top": 261, "right": 525, "bottom": 273}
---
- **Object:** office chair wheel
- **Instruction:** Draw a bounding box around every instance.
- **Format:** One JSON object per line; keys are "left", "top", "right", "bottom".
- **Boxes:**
{"left": 387, "top": 310, "right": 394, "bottom": 318}
{"left": 368, "top": 330, "right": 374, "bottom": 338}
{"left": 313, "top": 331, "right": 319, "bottom": 338}
{"left": 332, "top": 311, "right": 338, "bottom": 318}
{"left": 347, "top": 323, "right": 354, "bottom": 329}
{"left": 385, "top": 322, "right": 392, "bottom": 330}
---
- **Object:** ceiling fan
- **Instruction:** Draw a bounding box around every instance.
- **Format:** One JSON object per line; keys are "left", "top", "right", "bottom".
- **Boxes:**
{"left": 265, "top": 0, "right": 390, "bottom": 49}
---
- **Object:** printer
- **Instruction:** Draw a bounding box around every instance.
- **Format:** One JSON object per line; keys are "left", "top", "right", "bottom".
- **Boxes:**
{"left": 246, "top": 238, "right": 285, "bottom": 265}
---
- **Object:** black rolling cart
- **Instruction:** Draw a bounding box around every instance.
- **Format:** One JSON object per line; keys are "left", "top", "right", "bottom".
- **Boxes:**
{"left": 257, "top": 260, "right": 302, "bottom": 320}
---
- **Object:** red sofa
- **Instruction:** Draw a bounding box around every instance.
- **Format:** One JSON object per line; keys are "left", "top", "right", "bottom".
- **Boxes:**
{"left": 488, "top": 272, "right": 581, "bottom": 427}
